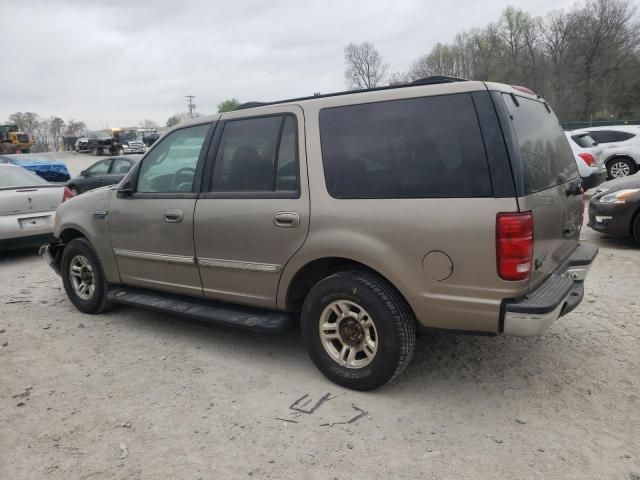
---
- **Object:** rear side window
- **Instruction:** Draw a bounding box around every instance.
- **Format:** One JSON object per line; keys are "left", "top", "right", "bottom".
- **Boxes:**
{"left": 319, "top": 93, "right": 492, "bottom": 199}
{"left": 589, "top": 130, "right": 635, "bottom": 143}
{"left": 503, "top": 94, "right": 577, "bottom": 195}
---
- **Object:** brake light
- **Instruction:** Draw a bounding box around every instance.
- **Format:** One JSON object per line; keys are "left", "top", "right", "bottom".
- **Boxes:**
{"left": 511, "top": 85, "right": 536, "bottom": 95}
{"left": 578, "top": 152, "right": 596, "bottom": 167}
{"left": 62, "top": 186, "right": 74, "bottom": 203}
{"left": 496, "top": 212, "right": 533, "bottom": 281}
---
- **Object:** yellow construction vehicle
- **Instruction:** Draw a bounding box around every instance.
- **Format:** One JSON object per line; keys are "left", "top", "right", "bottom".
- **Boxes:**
{"left": 0, "top": 124, "right": 33, "bottom": 154}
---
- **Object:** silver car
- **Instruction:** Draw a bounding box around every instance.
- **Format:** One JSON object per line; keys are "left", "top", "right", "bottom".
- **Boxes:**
{"left": 0, "top": 164, "right": 72, "bottom": 250}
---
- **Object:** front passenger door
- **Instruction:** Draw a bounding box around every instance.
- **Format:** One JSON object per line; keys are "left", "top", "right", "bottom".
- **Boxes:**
{"left": 82, "top": 159, "right": 112, "bottom": 192}
{"left": 108, "top": 122, "right": 214, "bottom": 296}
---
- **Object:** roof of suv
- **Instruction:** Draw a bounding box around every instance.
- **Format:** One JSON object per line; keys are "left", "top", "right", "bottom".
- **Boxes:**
{"left": 177, "top": 77, "right": 543, "bottom": 131}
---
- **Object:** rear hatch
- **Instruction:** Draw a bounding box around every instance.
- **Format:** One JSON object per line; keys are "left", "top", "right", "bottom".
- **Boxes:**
{"left": 499, "top": 91, "right": 583, "bottom": 291}
{"left": 571, "top": 133, "right": 606, "bottom": 172}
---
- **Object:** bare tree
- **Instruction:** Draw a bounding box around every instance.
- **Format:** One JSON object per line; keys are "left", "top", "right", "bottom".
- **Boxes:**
{"left": 139, "top": 119, "right": 158, "bottom": 129}
{"left": 344, "top": 42, "right": 388, "bottom": 89}
{"left": 388, "top": 71, "right": 412, "bottom": 86}
{"left": 65, "top": 119, "right": 87, "bottom": 137}
{"left": 49, "top": 117, "right": 65, "bottom": 152}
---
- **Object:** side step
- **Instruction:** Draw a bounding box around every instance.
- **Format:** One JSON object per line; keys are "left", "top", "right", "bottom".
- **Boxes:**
{"left": 107, "top": 286, "right": 293, "bottom": 334}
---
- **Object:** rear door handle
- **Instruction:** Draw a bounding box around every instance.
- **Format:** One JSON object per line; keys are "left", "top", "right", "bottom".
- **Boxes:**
{"left": 163, "top": 209, "right": 184, "bottom": 223}
{"left": 273, "top": 211, "right": 300, "bottom": 228}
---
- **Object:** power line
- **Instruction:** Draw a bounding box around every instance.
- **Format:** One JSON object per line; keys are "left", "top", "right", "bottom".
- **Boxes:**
{"left": 185, "top": 95, "right": 196, "bottom": 119}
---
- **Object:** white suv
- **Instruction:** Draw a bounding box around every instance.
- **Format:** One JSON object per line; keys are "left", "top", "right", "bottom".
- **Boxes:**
{"left": 565, "top": 132, "right": 606, "bottom": 189}
{"left": 572, "top": 126, "right": 640, "bottom": 178}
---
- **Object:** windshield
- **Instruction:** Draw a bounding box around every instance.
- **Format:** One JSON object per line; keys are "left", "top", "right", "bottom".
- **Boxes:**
{"left": 119, "top": 132, "right": 138, "bottom": 141}
{"left": 0, "top": 166, "right": 48, "bottom": 187}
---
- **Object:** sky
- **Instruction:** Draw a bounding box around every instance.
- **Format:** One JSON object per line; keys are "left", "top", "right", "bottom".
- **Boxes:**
{"left": 1, "top": 0, "right": 578, "bottom": 130}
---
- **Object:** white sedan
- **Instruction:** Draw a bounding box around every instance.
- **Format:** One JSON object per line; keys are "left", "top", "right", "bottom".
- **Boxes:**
{"left": 0, "top": 164, "right": 73, "bottom": 250}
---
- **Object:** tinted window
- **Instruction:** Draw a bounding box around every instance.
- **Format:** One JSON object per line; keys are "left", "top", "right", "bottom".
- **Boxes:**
{"left": 319, "top": 94, "right": 492, "bottom": 199}
{"left": 590, "top": 130, "right": 635, "bottom": 143}
{"left": 571, "top": 134, "right": 598, "bottom": 148}
{"left": 503, "top": 94, "right": 577, "bottom": 194}
{"left": 212, "top": 114, "right": 298, "bottom": 193}
{"left": 88, "top": 159, "right": 112, "bottom": 175}
{"left": 137, "top": 124, "right": 209, "bottom": 193}
{"left": 111, "top": 158, "right": 132, "bottom": 174}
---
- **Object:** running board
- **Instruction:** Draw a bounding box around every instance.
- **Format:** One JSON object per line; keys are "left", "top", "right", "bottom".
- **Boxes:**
{"left": 107, "top": 286, "right": 292, "bottom": 334}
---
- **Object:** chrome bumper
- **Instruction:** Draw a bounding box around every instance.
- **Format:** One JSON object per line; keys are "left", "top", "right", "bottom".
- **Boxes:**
{"left": 503, "top": 244, "right": 598, "bottom": 337}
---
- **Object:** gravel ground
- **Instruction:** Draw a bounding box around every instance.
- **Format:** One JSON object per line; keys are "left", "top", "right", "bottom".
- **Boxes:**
{"left": 0, "top": 168, "right": 639, "bottom": 478}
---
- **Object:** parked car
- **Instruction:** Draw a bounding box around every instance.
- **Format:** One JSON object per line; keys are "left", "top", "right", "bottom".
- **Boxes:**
{"left": 572, "top": 126, "right": 640, "bottom": 179}
{"left": 0, "top": 155, "right": 71, "bottom": 182}
{"left": 75, "top": 137, "right": 89, "bottom": 153}
{"left": 42, "top": 77, "right": 597, "bottom": 390}
{"left": 0, "top": 164, "right": 73, "bottom": 250}
{"left": 564, "top": 132, "right": 606, "bottom": 190}
{"left": 588, "top": 176, "right": 640, "bottom": 245}
{"left": 66, "top": 155, "right": 140, "bottom": 195}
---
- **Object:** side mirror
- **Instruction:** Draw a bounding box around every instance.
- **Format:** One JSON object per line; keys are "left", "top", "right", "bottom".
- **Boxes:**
{"left": 116, "top": 179, "right": 135, "bottom": 198}
{"left": 80, "top": 169, "right": 88, "bottom": 177}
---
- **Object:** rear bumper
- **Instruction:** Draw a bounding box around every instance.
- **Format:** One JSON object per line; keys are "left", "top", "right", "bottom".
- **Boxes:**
{"left": 0, "top": 211, "right": 55, "bottom": 240}
{"left": 502, "top": 243, "right": 598, "bottom": 336}
{"left": 581, "top": 170, "right": 607, "bottom": 190}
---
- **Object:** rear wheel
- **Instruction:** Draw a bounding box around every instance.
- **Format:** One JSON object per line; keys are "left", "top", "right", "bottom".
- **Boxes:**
{"left": 61, "top": 238, "right": 111, "bottom": 314}
{"left": 607, "top": 157, "right": 636, "bottom": 179}
{"left": 117, "top": 147, "right": 125, "bottom": 155}
{"left": 92, "top": 148, "right": 99, "bottom": 156}
{"left": 301, "top": 270, "right": 416, "bottom": 390}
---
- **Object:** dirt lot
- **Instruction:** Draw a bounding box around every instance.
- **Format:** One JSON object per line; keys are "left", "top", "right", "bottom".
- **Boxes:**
{"left": 1, "top": 176, "right": 639, "bottom": 478}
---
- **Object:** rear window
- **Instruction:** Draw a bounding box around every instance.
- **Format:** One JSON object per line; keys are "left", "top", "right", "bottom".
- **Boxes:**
{"left": 503, "top": 94, "right": 578, "bottom": 195}
{"left": 319, "top": 93, "right": 493, "bottom": 199}
{"left": 571, "top": 134, "right": 598, "bottom": 148}
{"left": 0, "top": 166, "right": 48, "bottom": 187}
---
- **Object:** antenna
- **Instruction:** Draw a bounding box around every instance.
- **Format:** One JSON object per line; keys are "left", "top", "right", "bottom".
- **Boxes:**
{"left": 185, "top": 95, "right": 196, "bottom": 119}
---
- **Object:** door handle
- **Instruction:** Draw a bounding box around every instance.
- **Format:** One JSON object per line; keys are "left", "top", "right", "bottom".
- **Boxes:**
{"left": 163, "top": 209, "right": 184, "bottom": 223}
{"left": 273, "top": 211, "right": 300, "bottom": 228}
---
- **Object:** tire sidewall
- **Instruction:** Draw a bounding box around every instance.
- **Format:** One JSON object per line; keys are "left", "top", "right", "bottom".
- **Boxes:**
{"left": 61, "top": 239, "right": 107, "bottom": 313}
{"left": 301, "top": 274, "right": 404, "bottom": 389}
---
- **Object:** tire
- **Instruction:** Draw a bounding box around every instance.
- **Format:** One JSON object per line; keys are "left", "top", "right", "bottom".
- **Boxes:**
{"left": 117, "top": 148, "right": 125, "bottom": 156}
{"left": 301, "top": 270, "right": 416, "bottom": 390}
{"left": 61, "top": 238, "right": 111, "bottom": 314}
{"left": 632, "top": 211, "right": 640, "bottom": 247}
{"left": 92, "top": 148, "right": 99, "bottom": 156}
{"left": 69, "top": 185, "right": 79, "bottom": 196}
{"left": 607, "top": 157, "right": 636, "bottom": 179}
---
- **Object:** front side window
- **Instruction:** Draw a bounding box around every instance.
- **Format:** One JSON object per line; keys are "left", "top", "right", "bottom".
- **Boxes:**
{"left": 319, "top": 93, "right": 492, "bottom": 198}
{"left": 88, "top": 160, "right": 111, "bottom": 175}
{"left": 212, "top": 114, "right": 298, "bottom": 193}
{"left": 137, "top": 123, "right": 210, "bottom": 193}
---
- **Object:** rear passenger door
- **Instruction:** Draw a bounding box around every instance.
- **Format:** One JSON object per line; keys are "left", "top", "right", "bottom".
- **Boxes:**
{"left": 194, "top": 106, "right": 309, "bottom": 308}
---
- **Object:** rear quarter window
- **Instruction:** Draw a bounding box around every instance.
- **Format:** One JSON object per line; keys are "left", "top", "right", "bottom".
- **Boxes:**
{"left": 319, "top": 93, "right": 493, "bottom": 199}
{"left": 503, "top": 94, "right": 578, "bottom": 195}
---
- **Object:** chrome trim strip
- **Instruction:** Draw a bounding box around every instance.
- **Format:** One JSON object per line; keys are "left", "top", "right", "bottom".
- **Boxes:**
{"left": 113, "top": 248, "right": 195, "bottom": 265}
{"left": 197, "top": 257, "right": 282, "bottom": 273}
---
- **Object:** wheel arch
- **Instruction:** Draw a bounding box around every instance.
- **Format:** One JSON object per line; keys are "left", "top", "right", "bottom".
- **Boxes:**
{"left": 281, "top": 256, "right": 415, "bottom": 317}
{"left": 605, "top": 154, "right": 637, "bottom": 169}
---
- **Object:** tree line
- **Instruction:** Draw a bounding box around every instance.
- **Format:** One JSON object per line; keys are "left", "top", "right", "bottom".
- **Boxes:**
{"left": 5, "top": 112, "right": 87, "bottom": 152}
{"left": 344, "top": 0, "right": 640, "bottom": 121}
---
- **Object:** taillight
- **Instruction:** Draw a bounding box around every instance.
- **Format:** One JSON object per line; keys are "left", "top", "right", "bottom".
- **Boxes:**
{"left": 62, "top": 186, "right": 74, "bottom": 203}
{"left": 578, "top": 152, "right": 596, "bottom": 167}
{"left": 496, "top": 212, "right": 533, "bottom": 281}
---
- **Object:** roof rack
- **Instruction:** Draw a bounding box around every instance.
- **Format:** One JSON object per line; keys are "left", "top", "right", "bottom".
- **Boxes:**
{"left": 233, "top": 75, "right": 470, "bottom": 111}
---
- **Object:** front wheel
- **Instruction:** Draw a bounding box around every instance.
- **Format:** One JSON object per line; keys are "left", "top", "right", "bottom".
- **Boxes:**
{"left": 301, "top": 271, "right": 416, "bottom": 390}
{"left": 61, "top": 238, "right": 111, "bottom": 314}
{"left": 608, "top": 158, "right": 636, "bottom": 179}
